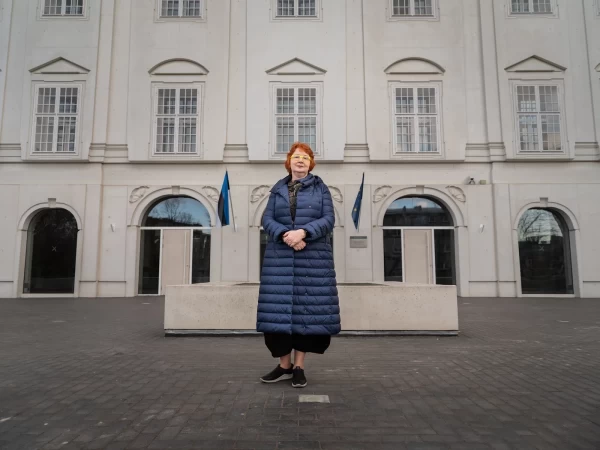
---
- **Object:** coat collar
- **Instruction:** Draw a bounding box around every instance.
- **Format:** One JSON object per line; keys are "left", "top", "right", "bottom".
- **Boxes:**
{"left": 272, "top": 173, "right": 317, "bottom": 204}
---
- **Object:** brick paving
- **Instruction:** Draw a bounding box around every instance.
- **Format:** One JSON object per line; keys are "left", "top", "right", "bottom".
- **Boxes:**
{"left": 0, "top": 296, "right": 599, "bottom": 450}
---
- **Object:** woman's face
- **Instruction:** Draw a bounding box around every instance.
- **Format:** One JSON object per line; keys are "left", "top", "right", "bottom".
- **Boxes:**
{"left": 290, "top": 149, "right": 311, "bottom": 176}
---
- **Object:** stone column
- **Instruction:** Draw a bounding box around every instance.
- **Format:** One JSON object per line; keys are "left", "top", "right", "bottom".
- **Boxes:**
{"left": 223, "top": 0, "right": 249, "bottom": 163}
{"left": 344, "top": 0, "right": 369, "bottom": 162}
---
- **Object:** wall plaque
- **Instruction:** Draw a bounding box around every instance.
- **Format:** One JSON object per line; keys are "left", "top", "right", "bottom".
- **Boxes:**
{"left": 349, "top": 236, "right": 368, "bottom": 248}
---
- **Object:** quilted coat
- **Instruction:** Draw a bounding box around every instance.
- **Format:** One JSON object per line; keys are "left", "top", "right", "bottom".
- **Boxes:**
{"left": 257, "top": 174, "right": 340, "bottom": 335}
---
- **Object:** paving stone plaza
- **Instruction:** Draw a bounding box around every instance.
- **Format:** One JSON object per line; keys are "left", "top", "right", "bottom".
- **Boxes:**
{"left": 0, "top": 297, "right": 599, "bottom": 450}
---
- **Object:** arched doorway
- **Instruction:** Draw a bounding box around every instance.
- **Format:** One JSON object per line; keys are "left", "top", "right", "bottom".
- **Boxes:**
{"left": 517, "top": 208, "right": 573, "bottom": 294}
{"left": 23, "top": 209, "right": 78, "bottom": 294}
{"left": 138, "top": 196, "right": 211, "bottom": 295}
{"left": 383, "top": 196, "right": 455, "bottom": 285}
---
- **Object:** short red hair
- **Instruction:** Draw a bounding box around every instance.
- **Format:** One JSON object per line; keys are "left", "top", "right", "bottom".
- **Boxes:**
{"left": 284, "top": 142, "right": 316, "bottom": 175}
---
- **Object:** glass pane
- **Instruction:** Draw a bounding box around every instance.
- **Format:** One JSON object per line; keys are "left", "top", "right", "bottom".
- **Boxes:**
{"left": 276, "top": 117, "right": 294, "bottom": 154}
{"left": 392, "top": 0, "right": 410, "bottom": 15}
{"left": 59, "top": 87, "right": 78, "bottom": 114}
{"left": 518, "top": 115, "right": 539, "bottom": 151}
{"left": 183, "top": 0, "right": 202, "bottom": 17}
{"left": 138, "top": 230, "right": 161, "bottom": 295}
{"left": 277, "top": 88, "right": 294, "bottom": 114}
{"left": 511, "top": 0, "right": 529, "bottom": 13}
{"left": 191, "top": 230, "right": 211, "bottom": 284}
{"left": 161, "top": 0, "right": 179, "bottom": 16}
{"left": 418, "top": 117, "right": 437, "bottom": 152}
{"left": 37, "top": 87, "right": 56, "bottom": 114}
{"left": 34, "top": 117, "right": 55, "bottom": 152}
{"left": 178, "top": 118, "right": 197, "bottom": 153}
{"left": 179, "top": 89, "right": 198, "bottom": 115}
{"left": 156, "top": 118, "right": 175, "bottom": 153}
{"left": 434, "top": 229, "right": 455, "bottom": 285}
{"left": 23, "top": 209, "right": 77, "bottom": 294}
{"left": 517, "top": 86, "right": 537, "bottom": 112}
{"left": 298, "top": 117, "right": 316, "bottom": 151}
{"left": 298, "top": 88, "right": 316, "bottom": 114}
{"left": 65, "top": 0, "right": 84, "bottom": 15}
{"left": 144, "top": 196, "right": 211, "bottom": 227}
{"left": 539, "top": 86, "right": 559, "bottom": 112}
{"left": 518, "top": 209, "right": 573, "bottom": 294}
{"left": 541, "top": 114, "right": 561, "bottom": 151}
{"left": 277, "top": 0, "right": 294, "bottom": 16}
{"left": 533, "top": 0, "right": 552, "bottom": 13}
{"left": 298, "top": 0, "right": 316, "bottom": 16}
{"left": 44, "top": 0, "right": 62, "bottom": 15}
{"left": 384, "top": 196, "right": 453, "bottom": 227}
{"left": 56, "top": 117, "right": 77, "bottom": 152}
{"left": 395, "top": 88, "right": 414, "bottom": 114}
{"left": 157, "top": 89, "right": 176, "bottom": 115}
{"left": 417, "top": 88, "right": 436, "bottom": 114}
{"left": 383, "top": 229, "right": 403, "bottom": 282}
{"left": 414, "top": 0, "right": 433, "bottom": 16}
{"left": 396, "top": 117, "right": 414, "bottom": 152}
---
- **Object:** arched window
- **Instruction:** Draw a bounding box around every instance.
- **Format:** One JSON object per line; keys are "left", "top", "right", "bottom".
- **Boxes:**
{"left": 383, "top": 196, "right": 455, "bottom": 285}
{"left": 139, "top": 196, "right": 211, "bottom": 295}
{"left": 518, "top": 208, "right": 573, "bottom": 294}
{"left": 23, "top": 209, "right": 78, "bottom": 294}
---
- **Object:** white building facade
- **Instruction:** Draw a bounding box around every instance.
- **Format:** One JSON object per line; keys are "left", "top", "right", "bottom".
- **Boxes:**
{"left": 0, "top": 0, "right": 599, "bottom": 299}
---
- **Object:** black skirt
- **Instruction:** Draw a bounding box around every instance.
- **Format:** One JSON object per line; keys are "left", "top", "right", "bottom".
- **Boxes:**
{"left": 264, "top": 333, "right": 331, "bottom": 358}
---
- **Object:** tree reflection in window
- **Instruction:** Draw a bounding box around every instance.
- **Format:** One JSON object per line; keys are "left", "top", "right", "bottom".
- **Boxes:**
{"left": 518, "top": 208, "right": 573, "bottom": 294}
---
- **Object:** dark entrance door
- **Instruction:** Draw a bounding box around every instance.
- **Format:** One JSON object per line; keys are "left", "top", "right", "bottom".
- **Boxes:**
{"left": 23, "top": 209, "right": 78, "bottom": 294}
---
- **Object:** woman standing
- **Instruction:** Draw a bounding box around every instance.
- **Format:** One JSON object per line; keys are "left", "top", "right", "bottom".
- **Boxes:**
{"left": 257, "top": 142, "right": 340, "bottom": 388}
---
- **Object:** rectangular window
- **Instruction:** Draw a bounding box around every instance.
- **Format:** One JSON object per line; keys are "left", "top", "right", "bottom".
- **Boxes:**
{"left": 32, "top": 85, "right": 80, "bottom": 153}
{"left": 154, "top": 85, "right": 201, "bottom": 154}
{"left": 272, "top": 84, "right": 321, "bottom": 155}
{"left": 515, "top": 84, "right": 563, "bottom": 152}
{"left": 42, "top": 0, "right": 84, "bottom": 16}
{"left": 392, "top": 84, "right": 441, "bottom": 153}
{"left": 274, "top": 0, "right": 318, "bottom": 18}
{"left": 160, "top": 0, "right": 203, "bottom": 18}
{"left": 390, "top": 0, "right": 437, "bottom": 18}
{"left": 510, "top": 0, "right": 553, "bottom": 14}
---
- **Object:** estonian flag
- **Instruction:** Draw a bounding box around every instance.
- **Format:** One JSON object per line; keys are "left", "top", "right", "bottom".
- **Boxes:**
{"left": 352, "top": 172, "right": 364, "bottom": 231}
{"left": 218, "top": 171, "right": 230, "bottom": 226}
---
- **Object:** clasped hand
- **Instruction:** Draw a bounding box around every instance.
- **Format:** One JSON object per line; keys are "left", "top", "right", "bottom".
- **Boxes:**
{"left": 283, "top": 229, "right": 306, "bottom": 251}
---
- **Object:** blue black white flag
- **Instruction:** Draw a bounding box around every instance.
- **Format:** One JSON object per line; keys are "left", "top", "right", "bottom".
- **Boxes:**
{"left": 352, "top": 172, "right": 364, "bottom": 230}
{"left": 218, "top": 171, "right": 231, "bottom": 226}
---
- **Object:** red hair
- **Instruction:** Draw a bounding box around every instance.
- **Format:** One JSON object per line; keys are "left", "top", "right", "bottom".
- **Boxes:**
{"left": 284, "top": 142, "right": 316, "bottom": 175}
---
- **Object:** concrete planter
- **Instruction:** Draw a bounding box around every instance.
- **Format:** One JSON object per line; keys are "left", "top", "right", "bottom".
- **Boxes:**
{"left": 164, "top": 282, "right": 458, "bottom": 336}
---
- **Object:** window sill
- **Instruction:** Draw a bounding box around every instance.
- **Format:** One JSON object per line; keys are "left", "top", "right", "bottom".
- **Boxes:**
{"left": 155, "top": 16, "right": 206, "bottom": 23}
{"left": 388, "top": 15, "right": 439, "bottom": 22}
{"left": 391, "top": 152, "right": 445, "bottom": 161}
{"left": 38, "top": 14, "right": 88, "bottom": 21}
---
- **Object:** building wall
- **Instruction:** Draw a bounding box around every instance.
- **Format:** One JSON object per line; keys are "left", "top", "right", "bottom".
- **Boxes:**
{"left": 0, "top": 0, "right": 599, "bottom": 299}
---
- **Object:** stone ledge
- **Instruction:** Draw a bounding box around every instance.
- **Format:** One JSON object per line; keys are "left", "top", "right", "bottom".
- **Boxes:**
{"left": 164, "top": 282, "right": 458, "bottom": 335}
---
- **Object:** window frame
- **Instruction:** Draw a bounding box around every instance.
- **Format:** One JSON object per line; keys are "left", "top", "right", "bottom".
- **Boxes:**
{"left": 507, "top": 0, "right": 558, "bottom": 18}
{"left": 29, "top": 82, "right": 84, "bottom": 157}
{"left": 151, "top": 82, "right": 204, "bottom": 158}
{"left": 510, "top": 80, "right": 567, "bottom": 156}
{"left": 271, "top": 0, "right": 322, "bottom": 21}
{"left": 387, "top": 0, "right": 439, "bottom": 22}
{"left": 155, "top": 0, "right": 206, "bottom": 22}
{"left": 269, "top": 82, "right": 323, "bottom": 158}
{"left": 39, "top": 0, "right": 87, "bottom": 19}
{"left": 389, "top": 81, "right": 444, "bottom": 158}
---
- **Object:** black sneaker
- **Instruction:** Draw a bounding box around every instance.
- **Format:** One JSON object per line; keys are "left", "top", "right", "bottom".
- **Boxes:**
{"left": 260, "top": 365, "right": 293, "bottom": 383}
{"left": 292, "top": 367, "right": 307, "bottom": 388}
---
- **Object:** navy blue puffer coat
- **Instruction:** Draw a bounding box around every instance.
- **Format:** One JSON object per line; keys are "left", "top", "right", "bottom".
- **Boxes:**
{"left": 257, "top": 174, "right": 340, "bottom": 335}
